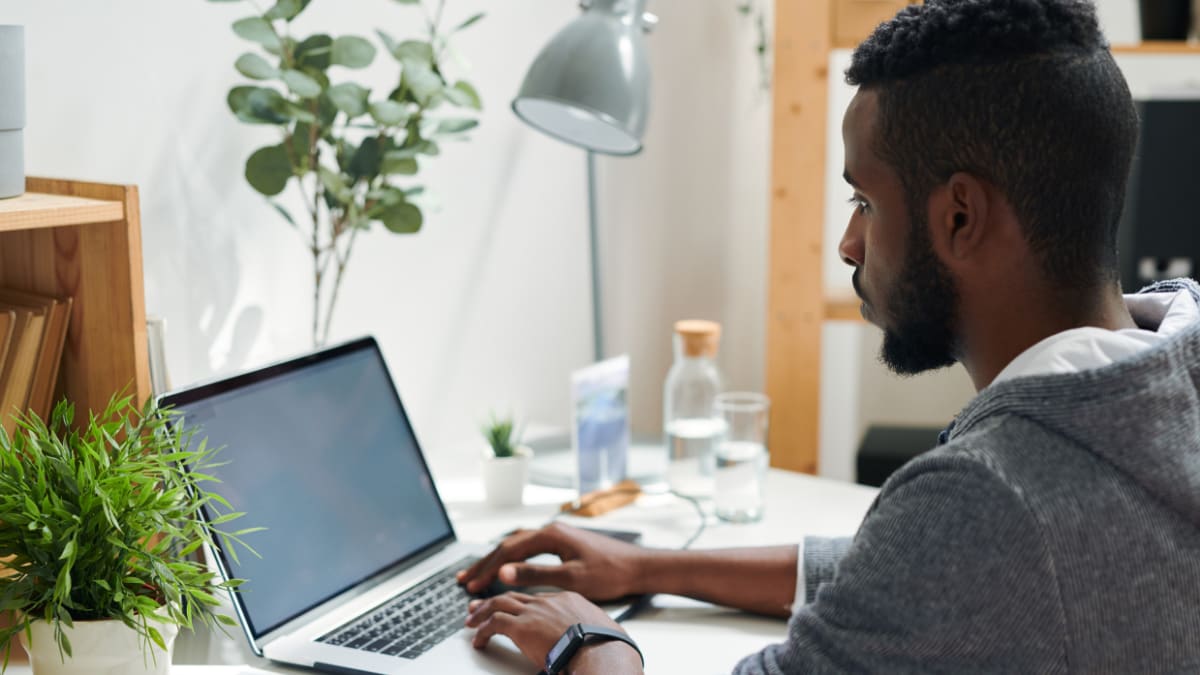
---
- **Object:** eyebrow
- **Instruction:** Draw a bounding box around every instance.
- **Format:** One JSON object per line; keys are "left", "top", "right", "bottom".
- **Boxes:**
{"left": 842, "top": 169, "right": 860, "bottom": 188}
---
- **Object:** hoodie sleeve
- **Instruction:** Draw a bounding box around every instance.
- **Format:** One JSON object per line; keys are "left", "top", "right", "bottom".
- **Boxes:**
{"left": 733, "top": 456, "right": 1067, "bottom": 675}
{"left": 800, "top": 536, "right": 852, "bottom": 605}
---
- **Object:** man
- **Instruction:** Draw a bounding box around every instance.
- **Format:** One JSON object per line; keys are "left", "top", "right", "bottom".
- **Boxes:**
{"left": 459, "top": 0, "right": 1200, "bottom": 672}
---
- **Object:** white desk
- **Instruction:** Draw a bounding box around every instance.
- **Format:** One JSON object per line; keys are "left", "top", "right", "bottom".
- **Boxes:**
{"left": 6, "top": 471, "right": 877, "bottom": 675}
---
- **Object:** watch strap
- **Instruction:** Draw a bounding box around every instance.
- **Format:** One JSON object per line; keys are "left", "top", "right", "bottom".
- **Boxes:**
{"left": 542, "top": 623, "right": 643, "bottom": 675}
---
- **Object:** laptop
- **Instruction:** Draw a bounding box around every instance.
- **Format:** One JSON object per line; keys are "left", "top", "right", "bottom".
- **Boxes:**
{"left": 158, "top": 337, "right": 563, "bottom": 674}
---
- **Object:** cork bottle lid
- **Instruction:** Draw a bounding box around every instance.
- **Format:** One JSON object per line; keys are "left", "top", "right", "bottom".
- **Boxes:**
{"left": 674, "top": 319, "right": 721, "bottom": 358}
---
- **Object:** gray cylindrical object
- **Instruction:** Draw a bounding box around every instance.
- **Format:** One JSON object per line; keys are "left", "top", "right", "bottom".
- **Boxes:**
{"left": 0, "top": 25, "right": 25, "bottom": 199}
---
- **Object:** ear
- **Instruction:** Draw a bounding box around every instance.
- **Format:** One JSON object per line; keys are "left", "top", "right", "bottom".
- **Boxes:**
{"left": 928, "top": 172, "right": 990, "bottom": 262}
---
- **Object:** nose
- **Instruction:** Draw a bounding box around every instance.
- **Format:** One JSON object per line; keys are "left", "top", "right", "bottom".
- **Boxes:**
{"left": 838, "top": 217, "right": 864, "bottom": 268}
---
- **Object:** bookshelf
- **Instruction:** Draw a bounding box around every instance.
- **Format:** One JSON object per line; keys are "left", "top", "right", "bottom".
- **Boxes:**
{"left": 0, "top": 177, "right": 150, "bottom": 429}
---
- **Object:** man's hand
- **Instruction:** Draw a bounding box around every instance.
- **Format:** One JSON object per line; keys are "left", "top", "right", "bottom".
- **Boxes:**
{"left": 465, "top": 590, "right": 643, "bottom": 674}
{"left": 456, "top": 522, "right": 646, "bottom": 600}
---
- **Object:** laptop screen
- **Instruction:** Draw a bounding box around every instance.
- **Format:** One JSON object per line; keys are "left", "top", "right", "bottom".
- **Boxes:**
{"left": 160, "top": 338, "right": 455, "bottom": 638}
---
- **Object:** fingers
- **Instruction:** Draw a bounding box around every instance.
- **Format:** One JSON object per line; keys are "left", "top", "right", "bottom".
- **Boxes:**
{"left": 458, "top": 526, "right": 572, "bottom": 593}
{"left": 470, "top": 611, "right": 516, "bottom": 649}
{"left": 465, "top": 592, "right": 535, "bottom": 628}
{"left": 498, "top": 560, "right": 577, "bottom": 589}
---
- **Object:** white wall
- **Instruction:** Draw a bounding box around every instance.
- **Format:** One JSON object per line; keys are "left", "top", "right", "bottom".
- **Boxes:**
{"left": 2, "top": 0, "right": 772, "bottom": 476}
{"left": 599, "top": 1, "right": 772, "bottom": 436}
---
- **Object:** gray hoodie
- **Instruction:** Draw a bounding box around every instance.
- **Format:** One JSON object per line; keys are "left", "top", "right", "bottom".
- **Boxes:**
{"left": 736, "top": 278, "right": 1200, "bottom": 674}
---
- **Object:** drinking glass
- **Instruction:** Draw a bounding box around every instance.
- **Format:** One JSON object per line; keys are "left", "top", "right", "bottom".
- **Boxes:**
{"left": 713, "top": 392, "right": 770, "bottom": 523}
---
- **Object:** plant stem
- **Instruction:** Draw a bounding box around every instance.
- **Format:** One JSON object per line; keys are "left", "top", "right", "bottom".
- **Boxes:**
{"left": 320, "top": 218, "right": 361, "bottom": 345}
{"left": 311, "top": 189, "right": 321, "bottom": 348}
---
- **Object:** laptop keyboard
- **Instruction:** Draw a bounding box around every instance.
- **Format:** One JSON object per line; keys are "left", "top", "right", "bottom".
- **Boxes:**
{"left": 318, "top": 556, "right": 478, "bottom": 660}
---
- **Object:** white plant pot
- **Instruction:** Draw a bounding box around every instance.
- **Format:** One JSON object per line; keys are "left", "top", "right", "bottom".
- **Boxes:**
{"left": 19, "top": 614, "right": 179, "bottom": 675}
{"left": 481, "top": 445, "right": 532, "bottom": 508}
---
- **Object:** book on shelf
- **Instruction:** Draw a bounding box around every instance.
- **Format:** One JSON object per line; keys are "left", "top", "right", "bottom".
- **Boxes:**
{"left": 0, "top": 289, "right": 73, "bottom": 434}
{"left": 0, "top": 311, "right": 14, "bottom": 375}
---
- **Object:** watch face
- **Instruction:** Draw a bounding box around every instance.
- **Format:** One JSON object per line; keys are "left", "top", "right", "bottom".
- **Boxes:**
{"left": 546, "top": 624, "right": 582, "bottom": 674}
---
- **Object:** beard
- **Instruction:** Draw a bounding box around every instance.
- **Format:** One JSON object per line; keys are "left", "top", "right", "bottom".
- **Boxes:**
{"left": 876, "top": 214, "right": 960, "bottom": 375}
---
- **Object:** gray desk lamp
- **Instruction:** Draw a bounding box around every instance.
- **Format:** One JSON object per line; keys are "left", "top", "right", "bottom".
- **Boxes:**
{"left": 514, "top": 0, "right": 657, "bottom": 487}
{"left": 513, "top": 0, "right": 655, "bottom": 361}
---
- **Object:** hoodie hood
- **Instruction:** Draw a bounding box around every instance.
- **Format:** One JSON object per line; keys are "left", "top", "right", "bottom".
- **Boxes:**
{"left": 948, "top": 278, "right": 1200, "bottom": 528}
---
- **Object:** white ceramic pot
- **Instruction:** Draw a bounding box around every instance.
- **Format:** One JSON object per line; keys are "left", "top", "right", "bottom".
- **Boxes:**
{"left": 481, "top": 445, "right": 532, "bottom": 508}
{"left": 19, "top": 614, "right": 179, "bottom": 675}
{"left": 0, "top": 25, "right": 24, "bottom": 199}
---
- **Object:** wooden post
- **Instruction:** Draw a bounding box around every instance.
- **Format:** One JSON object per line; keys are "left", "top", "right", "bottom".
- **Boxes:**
{"left": 766, "top": 0, "right": 834, "bottom": 474}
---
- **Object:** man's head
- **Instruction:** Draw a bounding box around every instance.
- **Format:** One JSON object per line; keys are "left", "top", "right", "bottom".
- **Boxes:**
{"left": 837, "top": 0, "right": 1139, "bottom": 376}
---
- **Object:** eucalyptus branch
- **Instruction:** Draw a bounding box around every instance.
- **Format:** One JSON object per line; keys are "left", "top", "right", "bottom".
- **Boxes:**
{"left": 217, "top": 0, "right": 483, "bottom": 346}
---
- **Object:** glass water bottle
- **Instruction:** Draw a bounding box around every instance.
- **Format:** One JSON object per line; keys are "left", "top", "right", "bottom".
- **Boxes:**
{"left": 663, "top": 320, "right": 724, "bottom": 498}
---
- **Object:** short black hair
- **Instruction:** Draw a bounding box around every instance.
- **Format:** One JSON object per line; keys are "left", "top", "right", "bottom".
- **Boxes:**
{"left": 847, "top": 0, "right": 1138, "bottom": 291}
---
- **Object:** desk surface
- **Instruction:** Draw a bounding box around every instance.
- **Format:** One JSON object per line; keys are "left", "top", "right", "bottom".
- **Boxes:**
{"left": 6, "top": 470, "right": 877, "bottom": 675}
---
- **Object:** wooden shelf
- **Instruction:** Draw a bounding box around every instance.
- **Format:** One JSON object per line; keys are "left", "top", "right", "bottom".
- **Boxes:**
{"left": 1111, "top": 41, "right": 1200, "bottom": 55}
{"left": 0, "top": 177, "right": 149, "bottom": 428}
{"left": 0, "top": 191, "right": 124, "bottom": 232}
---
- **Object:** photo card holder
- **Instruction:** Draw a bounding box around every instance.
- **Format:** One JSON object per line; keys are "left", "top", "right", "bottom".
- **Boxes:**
{"left": 570, "top": 355, "right": 631, "bottom": 494}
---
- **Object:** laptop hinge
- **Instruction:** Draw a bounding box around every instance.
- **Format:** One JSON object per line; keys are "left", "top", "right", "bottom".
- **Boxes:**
{"left": 313, "top": 662, "right": 383, "bottom": 675}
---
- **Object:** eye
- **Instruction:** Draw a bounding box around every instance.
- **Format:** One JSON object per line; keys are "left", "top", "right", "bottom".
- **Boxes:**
{"left": 847, "top": 193, "right": 871, "bottom": 215}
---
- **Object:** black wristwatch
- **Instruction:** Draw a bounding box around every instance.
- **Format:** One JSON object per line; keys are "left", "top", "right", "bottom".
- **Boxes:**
{"left": 540, "top": 623, "right": 643, "bottom": 675}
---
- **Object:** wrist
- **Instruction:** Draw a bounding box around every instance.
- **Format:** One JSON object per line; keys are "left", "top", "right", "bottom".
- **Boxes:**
{"left": 635, "top": 548, "right": 684, "bottom": 596}
{"left": 568, "top": 640, "right": 644, "bottom": 675}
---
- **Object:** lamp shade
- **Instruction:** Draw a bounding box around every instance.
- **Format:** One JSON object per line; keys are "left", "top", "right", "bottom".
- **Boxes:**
{"left": 513, "top": 0, "right": 652, "bottom": 156}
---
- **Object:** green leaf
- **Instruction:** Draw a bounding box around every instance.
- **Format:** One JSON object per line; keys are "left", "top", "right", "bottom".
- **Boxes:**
{"left": 436, "top": 118, "right": 478, "bottom": 134}
{"left": 402, "top": 61, "right": 443, "bottom": 105}
{"left": 381, "top": 202, "right": 423, "bottom": 234}
{"left": 395, "top": 40, "right": 433, "bottom": 65}
{"left": 264, "top": 0, "right": 311, "bottom": 21}
{"left": 208, "top": 511, "right": 246, "bottom": 526}
{"left": 232, "top": 17, "right": 281, "bottom": 51}
{"left": 281, "top": 69, "right": 322, "bottom": 98}
{"left": 453, "top": 12, "right": 485, "bottom": 33}
{"left": 375, "top": 29, "right": 401, "bottom": 59}
{"left": 283, "top": 100, "right": 317, "bottom": 123}
{"left": 331, "top": 36, "right": 376, "bottom": 68}
{"left": 417, "top": 139, "right": 440, "bottom": 156}
{"left": 318, "top": 167, "right": 352, "bottom": 202}
{"left": 316, "top": 92, "right": 339, "bottom": 126}
{"left": 147, "top": 625, "right": 166, "bottom": 651}
{"left": 327, "top": 82, "right": 370, "bottom": 117}
{"left": 295, "top": 34, "right": 333, "bottom": 70}
{"left": 444, "top": 81, "right": 482, "bottom": 110}
{"left": 227, "top": 86, "right": 291, "bottom": 125}
{"left": 59, "top": 538, "right": 75, "bottom": 561}
{"left": 349, "top": 136, "right": 383, "bottom": 179}
{"left": 245, "top": 144, "right": 292, "bottom": 196}
{"left": 381, "top": 153, "right": 418, "bottom": 175}
{"left": 288, "top": 121, "right": 313, "bottom": 166}
{"left": 369, "top": 100, "right": 408, "bottom": 126}
{"left": 234, "top": 52, "right": 278, "bottom": 80}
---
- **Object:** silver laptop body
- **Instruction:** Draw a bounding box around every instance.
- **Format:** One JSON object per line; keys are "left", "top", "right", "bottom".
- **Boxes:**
{"left": 158, "top": 337, "right": 530, "bottom": 674}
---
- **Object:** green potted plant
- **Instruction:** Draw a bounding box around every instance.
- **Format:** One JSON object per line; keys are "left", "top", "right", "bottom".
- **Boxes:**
{"left": 210, "top": 0, "right": 484, "bottom": 347}
{"left": 480, "top": 414, "right": 531, "bottom": 508}
{"left": 0, "top": 394, "right": 256, "bottom": 674}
